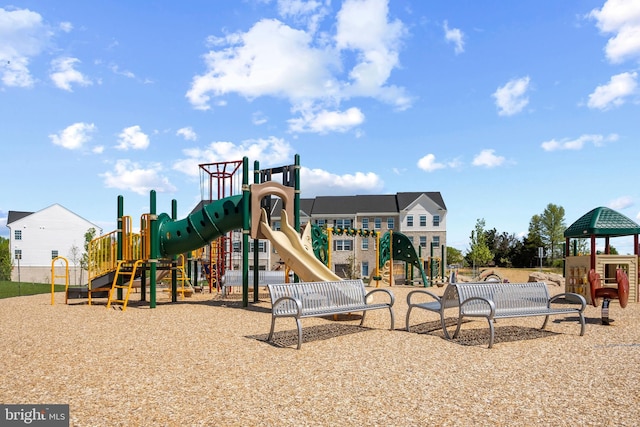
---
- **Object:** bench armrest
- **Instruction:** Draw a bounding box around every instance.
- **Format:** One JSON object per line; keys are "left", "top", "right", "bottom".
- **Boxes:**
{"left": 406, "top": 289, "right": 441, "bottom": 306}
{"left": 272, "top": 295, "right": 303, "bottom": 318}
{"left": 365, "top": 288, "right": 395, "bottom": 306}
{"left": 549, "top": 293, "right": 586, "bottom": 312}
{"left": 460, "top": 296, "right": 495, "bottom": 319}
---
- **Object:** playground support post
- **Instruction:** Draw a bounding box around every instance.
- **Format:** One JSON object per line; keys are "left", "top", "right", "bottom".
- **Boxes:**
{"left": 253, "top": 160, "right": 260, "bottom": 301}
{"left": 117, "top": 196, "right": 124, "bottom": 302}
{"left": 150, "top": 190, "right": 158, "bottom": 309}
{"left": 242, "top": 157, "right": 250, "bottom": 308}
{"left": 171, "top": 199, "right": 178, "bottom": 303}
{"left": 294, "top": 155, "right": 301, "bottom": 283}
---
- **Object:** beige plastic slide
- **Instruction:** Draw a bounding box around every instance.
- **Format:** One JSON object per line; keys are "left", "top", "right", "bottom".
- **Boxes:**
{"left": 259, "top": 209, "right": 341, "bottom": 282}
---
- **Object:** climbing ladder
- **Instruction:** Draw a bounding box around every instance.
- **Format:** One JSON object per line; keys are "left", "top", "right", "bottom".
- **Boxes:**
{"left": 107, "top": 260, "right": 144, "bottom": 310}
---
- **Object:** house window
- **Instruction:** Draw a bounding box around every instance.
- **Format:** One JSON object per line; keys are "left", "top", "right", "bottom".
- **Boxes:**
{"left": 362, "top": 218, "right": 369, "bottom": 229}
{"left": 51, "top": 250, "right": 59, "bottom": 259}
{"left": 14, "top": 230, "right": 22, "bottom": 240}
{"left": 432, "top": 236, "right": 440, "bottom": 247}
{"left": 335, "top": 219, "right": 352, "bottom": 229}
{"left": 374, "top": 218, "right": 382, "bottom": 229}
{"left": 433, "top": 215, "right": 440, "bottom": 227}
{"left": 387, "top": 218, "right": 394, "bottom": 229}
{"left": 232, "top": 241, "right": 241, "bottom": 253}
{"left": 420, "top": 215, "right": 427, "bottom": 227}
{"left": 249, "top": 242, "right": 266, "bottom": 253}
{"left": 334, "top": 240, "right": 352, "bottom": 251}
{"left": 407, "top": 215, "right": 413, "bottom": 227}
{"left": 419, "top": 236, "right": 427, "bottom": 248}
{"left": 362, "top": 238, "right": 369, "bottom": 250}
{"left": 362, "top": 261, "right": 369, "bottom": 278}
{"left": 14, "top": 249, "right": 22, "bottom": 260}
{"left": 316, "top": 219, "right": 326, "bottom": 227}
{"left": 272, "top": 221, "right": 281, "bottom": 231}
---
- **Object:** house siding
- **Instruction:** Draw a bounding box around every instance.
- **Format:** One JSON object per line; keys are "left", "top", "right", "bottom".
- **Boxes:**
{"left": 7, "top": 204, "right": 102, "bottom": 284}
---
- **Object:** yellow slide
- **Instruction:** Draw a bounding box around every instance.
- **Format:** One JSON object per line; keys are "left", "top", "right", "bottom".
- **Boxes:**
{"left": 259, "top": 209, "right": 341, "bottom": 282}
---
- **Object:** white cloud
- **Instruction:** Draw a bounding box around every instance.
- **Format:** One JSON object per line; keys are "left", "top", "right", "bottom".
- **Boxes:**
{"left": 587, "top": 71, "right": 637, "bottom": 110}
{"left": 492, "top": 76, "right": 531, "bottom": 116}
{"left": 417, "top": 153, "right": 446, "bottom": 172}
{"left": 59, "top": 21, "right": 73, "bottom": 33}
{"left": 443, "top": 20, "right": 464, "bottom": 54}
{"left": 288, "top": 106, "right": 364, "bottom": 133}
{"left": 608, "top": 196, "right": 633, "bottom": 210}
{"left": 472, "top": 149, "right": 505, "bottom": 168}
{"left": 101, "top": 159, "right": 176, "bottom": 195}
{"left": 116, "top": 125, "right": 150, "bottom": 150}
{"left": 49, "top": 122, "right": 96, "bottom": 150}
{"left": 0, "top": 7, "right": 50, "bottom": 88}
{"left": 186, "top": 18, "right": 336, "bottom": 109}
{"left": 252, "top": 111, "right": 268, "bottom": 125}
{"left": 50, "top": 57, "right": 92, "bottom": 91}
{"left": 110, "top": 64, "right": 135, "bottom": 79}
{"left": 186, "top": 0, "right": 410, "bottom": 132}
{"left": 276, "top": 0, "right": 330, "bottom": 33}
{"left": 300, "top": 167, "right": 384, "bottom": 196}
{"left": 541, "top": 133, "right": 619, "bottom": 151}
{"left": 335, "top": 0, "right": 409, "bottom": 108}
{"left": 176, "top": 127, "right": 197, "bottom": 141}
{"left": 173, "top": 136, "right": 294, "bottom": 177}
{"left": 589, "top": 0, "right": 640, "bottom": 63}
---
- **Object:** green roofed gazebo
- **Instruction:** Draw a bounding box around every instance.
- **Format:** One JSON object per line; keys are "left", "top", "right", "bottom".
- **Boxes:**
{"left": 564, "top": 206, "right": 639, "bottom": 304}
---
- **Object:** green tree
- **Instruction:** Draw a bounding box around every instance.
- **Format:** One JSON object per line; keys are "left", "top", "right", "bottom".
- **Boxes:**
{"left": 446, "top": 246, "right": 463, "bottom": 266}
{"left": 0, "top": 237, "right": 12, "bottom": 281}
{"left": 80, "top": 228, "right": 97, "bottom": 285}
{"left": 539, "top": 203, "right": 566, "bottom": 264}
{"left": 465, "top": 219, "right": 493, "bottom": 269}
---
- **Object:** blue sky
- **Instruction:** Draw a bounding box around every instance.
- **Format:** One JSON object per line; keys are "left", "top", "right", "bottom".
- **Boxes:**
{"left": 1, "top": 0, "right": 639, "bottom": 254}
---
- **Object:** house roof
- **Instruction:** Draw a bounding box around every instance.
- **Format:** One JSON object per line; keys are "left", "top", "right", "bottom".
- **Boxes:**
{"left": 564, "top": 206, "right": 640, "bottom": 238}
{"left": 311, "top": 194, "right": 399, "bottom": 215}
{"left": 191, "top": 192, "right": 446, "bottom": 218}
{"left": 397, "top": 192, "right": 447, "bottom": 211}
{"left": 7, "top": 211, "right": 34, "bottom": 225}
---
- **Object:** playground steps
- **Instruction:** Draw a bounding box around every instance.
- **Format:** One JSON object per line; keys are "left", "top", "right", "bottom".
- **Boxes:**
{"left": 161, "top": 261, "right": 195, "bottom": 299}
{"left": 107, "top": 260, "right": 144, "bottom": 311}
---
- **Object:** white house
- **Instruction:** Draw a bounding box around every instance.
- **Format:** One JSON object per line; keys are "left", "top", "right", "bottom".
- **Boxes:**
{"left": 6, "top": 204, "right": 102, "bottom": 284}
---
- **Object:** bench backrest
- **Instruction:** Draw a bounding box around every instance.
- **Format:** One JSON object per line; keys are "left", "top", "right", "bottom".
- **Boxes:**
{"left": 267, "top": 280, "right": 366, "bottom": 313}
{"left": 222, "top": 270, "right": 292, "bottom": 285}
{"left": 455, "top": 282, "right": 550, "bottom": 315}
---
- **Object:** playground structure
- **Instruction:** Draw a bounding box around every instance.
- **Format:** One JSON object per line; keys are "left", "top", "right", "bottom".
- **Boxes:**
{"left": 81, "top": 157, "right": 295, "bottom": 309}
{"left": 564, "top": 206, "right": 639, "bottom": 307}
{"left": 83, "top": 154, "right": 393, "bottom": 309}
{"left": 53, "top": 154, "right": 438, "bottom": 310}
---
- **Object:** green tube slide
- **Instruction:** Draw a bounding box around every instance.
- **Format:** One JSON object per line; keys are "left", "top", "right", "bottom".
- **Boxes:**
{"left": 157, "top": 194, "right": 245, "bottom": 258}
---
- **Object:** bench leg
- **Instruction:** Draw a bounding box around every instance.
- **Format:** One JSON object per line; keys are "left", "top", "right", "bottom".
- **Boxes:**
{"left": 541, "top": 314, "right": 550, "bottom": 331}
{"left": 295, "top": 318, "right": 303, "bottom": 350}
{"left": 268, "top": 316, "right": 277, "bottom": 342}
{"left": 405, "top": 306, "right": 414, "bottom": 332}
{"left": 487, "top": 319, "right": 495, "bottom": 349}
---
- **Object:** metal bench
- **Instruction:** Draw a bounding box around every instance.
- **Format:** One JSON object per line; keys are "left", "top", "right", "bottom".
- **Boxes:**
{"left": 406, "top": 282, "right": 586, "bottom": 348}
{"left": 221, "top": 270, "right": 293, "bottom": 296}
{"left": 267, "top": 280, "right": 395, "bottom": 349}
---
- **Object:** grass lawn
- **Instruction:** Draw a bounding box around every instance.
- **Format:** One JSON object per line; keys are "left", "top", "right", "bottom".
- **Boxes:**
{"left": 0, "top": 281, "right": 66, "bottom": 299}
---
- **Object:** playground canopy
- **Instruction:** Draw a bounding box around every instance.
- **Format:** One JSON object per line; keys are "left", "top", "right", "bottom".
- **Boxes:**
{"left": 564, "top": 206, "right": 640, "bottom": 262}
{"left": 564, "top": 206, "right": 640, "bottom": 239}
